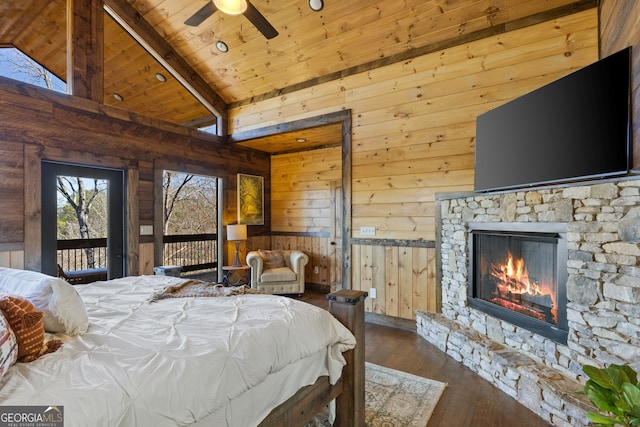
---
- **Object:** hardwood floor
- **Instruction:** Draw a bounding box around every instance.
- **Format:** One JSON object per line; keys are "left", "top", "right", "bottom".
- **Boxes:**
{"left": 301, "top": 287, "right": 551, "bottom": 427}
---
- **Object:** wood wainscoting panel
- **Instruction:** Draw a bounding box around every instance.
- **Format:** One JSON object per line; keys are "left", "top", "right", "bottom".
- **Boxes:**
{"left": 352, "top": 243, "right": 436, "bottom": 320}
{"left": 267, "top": 238, "right": 437, "bottom": 319}
{"left": 139, "top": 242, "right": 154, "bottom": 275}
{"left": 271, "top": 235, "right": 340, "bottom": 291}
{"left": 240, "top": 236, "right": 270, "bottom": 266}
{"left": 0, "top": 250, "right": 25, "bottom": 269}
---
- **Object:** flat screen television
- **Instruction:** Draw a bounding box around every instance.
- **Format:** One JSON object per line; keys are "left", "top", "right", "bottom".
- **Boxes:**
{"left": 474, "top": 47, "right": 632, "bottom": 192}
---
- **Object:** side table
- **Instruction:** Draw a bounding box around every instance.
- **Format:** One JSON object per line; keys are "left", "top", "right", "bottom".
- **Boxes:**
{"left": 222, "top": 265, "right": 251, "bottom": 287}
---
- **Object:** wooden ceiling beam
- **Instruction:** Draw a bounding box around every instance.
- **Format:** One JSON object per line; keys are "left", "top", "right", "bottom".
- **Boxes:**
{"left": 103, "top": 0, "right": 228, "bottom": 135}
{"left": 67, "top": 0, "right": 104, "bottom": 103}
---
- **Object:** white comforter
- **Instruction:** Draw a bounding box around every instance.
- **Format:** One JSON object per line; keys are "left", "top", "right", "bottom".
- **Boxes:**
{"left": 0, "top": 276, "right": 356, "bottom": 426}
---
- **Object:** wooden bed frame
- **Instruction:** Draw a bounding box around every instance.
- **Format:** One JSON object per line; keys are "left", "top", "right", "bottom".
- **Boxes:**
{"left": 259, "top": 289, "right": 367, "bottom": 427}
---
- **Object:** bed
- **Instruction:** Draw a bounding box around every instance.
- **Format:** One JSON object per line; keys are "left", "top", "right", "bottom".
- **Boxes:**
{"left": 0, "top": 270, "right": 365, "bottom": 427}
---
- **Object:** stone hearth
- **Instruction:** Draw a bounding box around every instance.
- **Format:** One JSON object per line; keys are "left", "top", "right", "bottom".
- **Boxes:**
{"left": 417, "top": 178, "right": 640, "bottom": 426}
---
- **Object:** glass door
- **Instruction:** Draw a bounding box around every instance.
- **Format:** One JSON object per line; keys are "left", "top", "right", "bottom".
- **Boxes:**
{"left": 41, "top": 161, "right": 125, "bottom": 280}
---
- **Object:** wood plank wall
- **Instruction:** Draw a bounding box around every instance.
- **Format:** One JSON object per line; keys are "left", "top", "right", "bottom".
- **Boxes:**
{"left": 229, "top": 10, "right": 599, "bottom": 320}
{"left": 269, "top": 147, "right": 342, "bottom": 288}
{"left": 266, "top": 234, "right": 340, "bottom": 290}
{"left": 0, "top": 78, "right": 270, "bottom": 275}
{"left": 271, "top": 147, "right": 341, "bottom": 233}
{"left": 600, "top": 0, "right": 640, "bottom": 170}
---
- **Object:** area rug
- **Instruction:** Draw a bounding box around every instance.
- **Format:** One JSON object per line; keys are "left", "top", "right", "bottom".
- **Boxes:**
{"left": 307, "top": 362, "right": 447, "bottom": 426}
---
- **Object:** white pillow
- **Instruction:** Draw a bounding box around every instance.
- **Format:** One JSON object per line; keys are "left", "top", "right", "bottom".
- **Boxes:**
{"left": 0, "top": 268, "right": 89, "bottom": 335}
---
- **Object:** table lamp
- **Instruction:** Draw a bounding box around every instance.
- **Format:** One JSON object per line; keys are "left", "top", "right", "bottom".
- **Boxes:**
{"left": 227, "top": 224, "right": 247, "bottom": 267}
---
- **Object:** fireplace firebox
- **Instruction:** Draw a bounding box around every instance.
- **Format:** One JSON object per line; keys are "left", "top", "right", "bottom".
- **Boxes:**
{"left": 468, "top": 222, "right": 568, "bottom": 344}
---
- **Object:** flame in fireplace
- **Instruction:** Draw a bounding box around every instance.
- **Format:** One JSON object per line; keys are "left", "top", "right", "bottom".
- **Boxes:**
{"left": 488, "top": 251, "right": 558, "bottom": 324}
{"left": 490, "top": 252, "right": 545, "bottom": 296}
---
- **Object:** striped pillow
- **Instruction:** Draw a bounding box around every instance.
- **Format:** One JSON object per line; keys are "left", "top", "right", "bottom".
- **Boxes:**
{"left": 0, "top": 294, "right": 62, "bottom": 362}
{"left": 0, "top": 313, "right": 18, "bottom": 377}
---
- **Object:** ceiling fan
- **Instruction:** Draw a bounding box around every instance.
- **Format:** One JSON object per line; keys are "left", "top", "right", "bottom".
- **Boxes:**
{"left": 185, "top": 0, "right": 278, "bottom": 40}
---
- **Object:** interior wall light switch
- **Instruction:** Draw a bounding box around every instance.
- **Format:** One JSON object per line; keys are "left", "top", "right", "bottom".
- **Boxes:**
{"left": 140, "top": 225, "right": 153, "bottom": 235}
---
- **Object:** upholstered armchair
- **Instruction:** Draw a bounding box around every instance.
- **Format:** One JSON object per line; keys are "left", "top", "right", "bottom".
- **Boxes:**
{"left": 246, "top": 249, "right": 309, "bottom": 295}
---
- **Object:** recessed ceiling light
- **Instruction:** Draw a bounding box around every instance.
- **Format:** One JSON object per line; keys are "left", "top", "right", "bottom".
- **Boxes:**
{"left": 113, "top": 93, "right": 124, "bottom": 101}
{"left": 216, "top": 40, "right": 229, "bottom": 53}
{"left": 155, "top": 72, "right": 167, "bottom": 82}
{"left": 296, "top": 138, "right": 307, "bottom": 143}
{"left": 309, "top": 0, "right": 324, "bottom": 11}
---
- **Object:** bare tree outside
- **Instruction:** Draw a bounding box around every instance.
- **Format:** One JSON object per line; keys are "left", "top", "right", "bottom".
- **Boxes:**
{"left": 163, "top": 171, "right": 218, "bottom": 269}
{"left": 0, "top": 47, "right": 66, "bottom": 92}
{"left": 57, "top": 177, "right": 108, "bottom": 270}
{"left": 163, "top": 172, "right": 194, "bottom": 234}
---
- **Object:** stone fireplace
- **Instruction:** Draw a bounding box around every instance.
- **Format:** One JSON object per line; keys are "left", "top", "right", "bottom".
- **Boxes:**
{"left": 416, "top": 178, "right": 640, "bottom": 426}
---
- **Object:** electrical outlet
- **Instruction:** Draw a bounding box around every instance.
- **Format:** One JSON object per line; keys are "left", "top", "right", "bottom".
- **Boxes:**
{"left": 369, "top": 288, "right": 376, "bottom": 298}
{"left": 313, "top": 266, "right": 319, "bottom": 274}
{"left": 360, "top": 226, "right": 376, "bottom": 236}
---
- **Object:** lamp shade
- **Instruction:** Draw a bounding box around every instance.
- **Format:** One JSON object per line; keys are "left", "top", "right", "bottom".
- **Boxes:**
{"left": 214, "top": 0, "right": 247, "bottom": 15}
{"left": 227, "top": 224, "right": 247, "bottom": 241}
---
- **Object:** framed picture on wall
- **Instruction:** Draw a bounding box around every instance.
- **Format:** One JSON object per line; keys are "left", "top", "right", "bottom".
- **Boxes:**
{"left": 237, "top": 173, "right": 264, "bottom": 225}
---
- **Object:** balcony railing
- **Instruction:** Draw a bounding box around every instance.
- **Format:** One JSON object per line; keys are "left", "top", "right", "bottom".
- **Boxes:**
{"left": 57, "top": 233, "right": 218, "bottom": 282}
{"left": 163, "top": 233, "right": 218, "bottom": 273}
{"left": 57, "top": 237, "right": 107, "bottom": 272}
{"left": 57, "top": 238, "right": 108, "bottom": 284}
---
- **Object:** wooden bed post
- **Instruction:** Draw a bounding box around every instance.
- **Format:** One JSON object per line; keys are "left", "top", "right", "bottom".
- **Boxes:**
{"left": 327, "top": 289, "right": 367, "bottom": 427}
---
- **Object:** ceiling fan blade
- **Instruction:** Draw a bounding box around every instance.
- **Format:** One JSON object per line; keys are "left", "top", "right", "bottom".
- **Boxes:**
{"left": 244, "top": 1, "right": 278, "bottom": 39}
{"left": 184, "top": 2, "right": 217, "bottom": 27}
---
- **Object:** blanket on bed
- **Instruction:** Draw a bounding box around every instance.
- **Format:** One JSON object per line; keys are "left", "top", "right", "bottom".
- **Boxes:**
{"left": 148, "top": 279, "right": 265, "bottom": 302}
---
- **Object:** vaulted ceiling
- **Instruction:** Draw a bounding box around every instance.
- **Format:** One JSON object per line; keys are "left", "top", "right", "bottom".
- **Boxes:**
{"left": 1, "top": 0, "right": 588, "bottom": 151}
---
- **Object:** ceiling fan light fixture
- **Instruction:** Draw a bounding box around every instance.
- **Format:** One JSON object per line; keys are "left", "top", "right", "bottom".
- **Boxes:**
{"left": 213, "top": 0, "right": 248, "bottom": 15}
{"left": 309, "top": 0, "right": 324, "bottom": 11}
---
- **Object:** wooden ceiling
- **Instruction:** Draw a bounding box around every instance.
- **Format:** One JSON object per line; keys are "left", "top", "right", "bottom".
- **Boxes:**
{"left": 235, "top": 121, "right": 343, "bottom": 153}
{"left": 1, "top": 0, "right": 586, "bottom": 152}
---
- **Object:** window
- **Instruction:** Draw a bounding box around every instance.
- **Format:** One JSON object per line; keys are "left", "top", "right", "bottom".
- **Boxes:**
{"left": 162, "top": 171, "right": 219, "bottom": 273}
{"left": 198, "top": 123, "right": 217, "bottom": 135}
{"left": 0, "top": 47, "right": 66, "bottom": 93}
